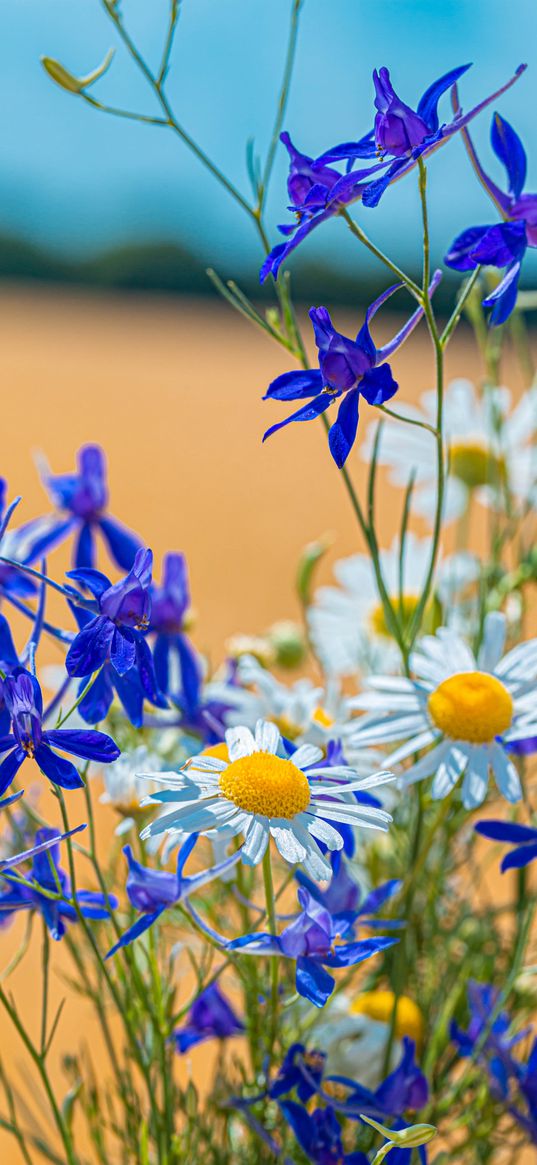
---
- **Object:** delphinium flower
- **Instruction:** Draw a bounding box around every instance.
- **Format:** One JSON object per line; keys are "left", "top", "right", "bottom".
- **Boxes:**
{"left": 0, "top": 827, "right": 115, "bottom": 940}
{"left": 0, "top": 667, "right": 120, "bottom": 795}
{"left": 361, "top": 378, "right": 537, "bottom": 525}
{"left": 140, "top": 719, "right": 393, "bottom": 882}
{"left": 475, "top": 818, "right": 537, "bottom": 871}
{"left": 65, "top": 547, "right": 166, "bottom": 727}
{"left": 279, "top": 1102, "right": 369, "bottom": 1165}
{"left": 263, "top": 281, "right": 441, "bottom": 468}
{"left": 308, "top": 534, "right": 478, "bottom": 678}
{"left": 0, "top": 478, "right": 67, "bottom": 606}
{"left": 260, "top": 64, "right": 526, "bottom": 280}
{"left": 149, "top": 552, "right": 200, "bottom": 700}
{"left": 106, "top": 835, "right": 241, "bottom": 956}
{"left": 314, "top": 988, "right": 424, "bottom": 1087}
{"left": 37, "top": 444, "right": 142, "bottom": 569}
{"left": 350, "top": 612, "right": 537, "bottom": 809}
{"left": 451, "top": 980, "right": 537, "bottom": 1142}
{"left": 174, "top": 983, "right": 244, "bottom": 1053}
{"left": 445, "top": 112, "right": 537, "bottom": 323}
{"left": 214, "top": 882, "right": 398, "bottom": 1008}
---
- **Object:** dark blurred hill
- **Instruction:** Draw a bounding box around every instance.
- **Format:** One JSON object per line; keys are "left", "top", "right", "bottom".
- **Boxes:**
{"left": 0, "top": 232, "right": 504, "bottom": 317}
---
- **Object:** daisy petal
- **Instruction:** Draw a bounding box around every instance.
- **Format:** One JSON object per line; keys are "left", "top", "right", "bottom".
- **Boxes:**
{"left": 226, "top": 726, "right": 256, "bottom": 761}
{"left": 490, "top": 742, "right": 522, "bottom": 803}
{"left": 242, "top": 817, "right": 270, "bottom": 866}
{"left": 254, "top": 720, "right": 280, "bottom": 755}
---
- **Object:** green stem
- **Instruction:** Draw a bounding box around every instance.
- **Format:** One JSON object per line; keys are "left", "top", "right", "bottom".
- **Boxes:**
{"left": 341, "top": 210, "right": 422, "bottom": 299}
{"left": 262, "top": 847, "right": 279, "bottom": 1078}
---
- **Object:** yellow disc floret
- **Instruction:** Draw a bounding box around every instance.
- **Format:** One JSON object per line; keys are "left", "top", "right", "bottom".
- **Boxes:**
{"left": 201, "top": 743, "right": 230, "bottom": 763}
{"left": 350, "top": 990, "right": 424, "bottom": 1046}
{"left": 428, "top": 671, "right": 513, "bottom": 744}
{"left": 450, "top": 442, "right": 505, "bottom": 490}
{"left": 218, "top": 753, "right": 311, "bottom": 820}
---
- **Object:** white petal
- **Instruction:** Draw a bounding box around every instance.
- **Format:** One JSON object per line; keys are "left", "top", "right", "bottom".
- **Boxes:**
{"left": 254, "top": 720, "right": 280, "bottom": 755}
{"left": 478, "top": 612, "right": 507, "bottom": 672}
{"left": 270, "top": 821, "right": 307, "bottom": 864}
{"left": 301, "top": 813, "right": 344, "bottom": 851}
{"left": 291, "top": 743, "right": 324, "bottom": 770}
{"left": 242, "top": 817, "right": 270, "bottom": 866}
{"left": 291, "top": 821, "right": 332, "bottom": 880}
{"left": 226, "top": 725, "right": 256, "bottom": 760}
{"left": 431, "top": 745, "right": 469, "bottom": 801}
{"left": 387, "top": 729, "right": 438, "bottom": 767}
{"left": 489, "top": 743, "right": 522, "bottom": 803}
{"left": 460, "top": 747, "right": 488, "bottom": 809}
{"left": 351, "top": 714, "right": 429, "bottom": 747}
{"left": 309, "top": 802, "right": 391, "bottom": 830}
{"left": 400, "top": 740, "right": 451, "bottom": 786}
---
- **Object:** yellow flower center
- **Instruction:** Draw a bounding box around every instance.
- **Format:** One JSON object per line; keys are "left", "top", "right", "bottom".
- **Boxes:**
{"left": 450, "top": 442, "right": 506, "bottom": 490}
{"left": 428, "top": 671, "right": 513, "bottom": 744}
{"left": 201, "top": 743, "right": 230, "bottom": 762}
{"left": 271, "top": 714, "right": 303, "bottom": 742}
{"left": 312, "top": 706, "right": 334, "bottom": 729}
{"left": 350, "top": 990, "right": 424, "bottom": 1046}
{"left": 371, "top": 593, "right": 441, "bottom": 640}
{"left": 218, "top": 753, "right": 311, "bottom": 820}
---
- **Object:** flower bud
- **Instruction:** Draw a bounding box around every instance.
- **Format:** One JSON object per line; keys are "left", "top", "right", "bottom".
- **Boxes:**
{"left": 268, "top": 620, "right": 307, "bottom": 669}
{"left": 41, "top": 49, "right": 114, "bottom": 94}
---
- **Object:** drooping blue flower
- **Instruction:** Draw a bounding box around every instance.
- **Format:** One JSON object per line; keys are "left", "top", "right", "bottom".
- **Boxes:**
{"left": 260, "top": 65, "right": 526, "bottom": 281}
{"left": 263, "top": 280, "right": 440, "bottom": 467}
{"left": 39, "top": 444, "right": 142, "bottom": 569}
{"left": 0, "top": 827, "right": 115, "bottom": 940}
{"left": 279, "top": 1101, "right": 369, "bottom": 1165}
{"left": 65, "top": 548, "right": 166, "bottom": 719}
{"left": 475, "top": 819, "right": 537, "bottom": 872}
{"left": 0, "top": 668, "right": 120, "bottom": 795}
{"left": 174, "top": 983, "right": 244, "bottom": 1053}
{"left": 149, "top": 552, "right": 203, "bottom": 705}
{"left": 445, "top": 112, "right": 537, "bottom": 323}
{"left": 106, "top": 835, "right": 241, "bottom": 957}
{"left": 226, "top": 885, "right": 398, "bottom": 1008}
{"left": 296, "top": 862, "right": 402, "bottom": 926}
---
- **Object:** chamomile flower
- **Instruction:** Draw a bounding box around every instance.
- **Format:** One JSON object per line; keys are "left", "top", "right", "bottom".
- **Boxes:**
{"left": 140, "top": 719, "right": 393, "bottom": 881}
{"left": 308, "top": 534, "right": 478, "bottom": 677}
{"left": 314, "top": 990, "right": 424, "bottom": 1087}
{"left": 351, "top": 612, "right": 537, "bottom": 809}
{"left": 361, "top": 378, "right": 537, "bottom": 524}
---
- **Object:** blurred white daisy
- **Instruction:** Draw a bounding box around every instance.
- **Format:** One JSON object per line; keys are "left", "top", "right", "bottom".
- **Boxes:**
{"left": 351, "top": 612, "right": 537, "bottom": 809}
{"left": 140, "top": 719, "right": 393, "bottom": 881}
{"left": 100, "top": 746, "right": 163, "bottom": 836}
{"left": 308, "top": 534, "right": 479, "bottom": 678}
{"left": 361, "top": 378, "right": 537, "bottom": 524}
{"left": 314, "top": 989, "right": 424, "bottom": 1087}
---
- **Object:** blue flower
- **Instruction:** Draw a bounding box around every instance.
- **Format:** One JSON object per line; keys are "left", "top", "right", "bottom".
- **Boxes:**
{"left": 260, "top": 65, "right": 526, "bottom": 280}
{"left": 296, "top": 861, "right": 402, "bottom": 926}
{"left": 106, "top": 835, "right": 241, "bottom": 957}
{"left": 0, "top": 668, "right": 120, "bottom": 795}
{"left": 0, "top": 614, "right": 22, "bottom": 736}
{"left": 174, "top": 983, "right": 244, "bottom": 1053}
{"left": 445, "top": 113, "right": 537, "bottom": 323}
{"left": 227, "top": 885, "right": 398, "bottom": 1008}
{"left": 65, "top": 547, "right": 165, "bottom": 719}
{"left": 263, "top": 282, "right": 440, "bottom": 467}
{"left": 0, "top": 827, "right": 115, "bottom": 940}
{"left": 279, "top": 1101, "right": 368, "bottom": 1165}
{"left": 475, "top": 819, "right": 537, "bottom": 872}
{"left": 269, "top": 1044, "right": 326, "bottom": 1102}
{"left": 39, "top": 444, "right": 142, "bottom": 569}
{"left": 149, "top": 552, "right": 203, "bottom": 707}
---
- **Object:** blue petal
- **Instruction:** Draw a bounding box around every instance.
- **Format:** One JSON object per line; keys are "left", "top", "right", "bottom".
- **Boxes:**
{"left": 328, "top": 390, "right": 360, "bottom": 468}
{"left": 444, "top": 224, "right": 494, "bottom": 271}
{"left": 278, "top": 1100, "right": 315, "bottom": 1155}
{"left": 501, "top": 842, "right": 537, "bottom": 872}
{"left": 106, "top": 909, "right": 164, "bottom": 957}
{"left": 359, "top": 363, "right": 398, "bottom": 406}
{"left": 113, "top": 668, "right": 145, "bottom": 727}
{"left": 483, "top": 260, "right": 522, "bottom": 326}
{"left": 0, "top": 747, "right": 25, "bottom": 795}
{"left": 34, "top": 743, "right": 84, "bottom": 789}
{"left": 110, "top": 627, "right": 137, "bottom": 676}
{"left": 176, "top": 634, "right": 202, "bottom": 716}
{"left": 77, "top": 669, "right": 114, "bottom": 724}
{"left": 259, "top": 209, "right": 333, "bottom": 283}
{"left": 153, "top": 633, "right": 171, "bottom": 693}
{"left": 44, "top": 728, "right": 120, "bottom": 764}
{"left": 323, "top": 935, "right": 398, "bottom": 967}
{"left": 0, "top": 614, "right": 20, "bottom": 668}
{"left": 263, "top": 368, "right": 323, "bottom": 402}
{"left": 359, "top": 879, "right": 402, "bottom": 917}
{"left": 474, "top": 820, "right": 537, "bottom": 844}
{"left": 67, "top": 567, "right": 111, "bottom": 599}
{"left": 491, "top": 112, "right": 527, "bottom": 199}
{"left": 263, "top": 394, "right": 332, "bottom": 442}
{"left": 99, "top": 516, "right": 142, "bottom": 571}
{"left": 315, "top": 129, "right": 377, "bottom": 165}
{"left": 362, "top": 158, "right": 407, "bottom": 207}
{"left": 295, "top": 955, "right": 335, "bottom": 1007}
{"left": 416, "top": 63, "right": 472, "bottom": 131}
{"left": 65, "top": 615, "right": 115, "bottom": 677}
{"left": 135, "top": 635, "right": 167, "bottom": 707}
{"left": 74, "top": 523, "right": 95, "bottom": 569}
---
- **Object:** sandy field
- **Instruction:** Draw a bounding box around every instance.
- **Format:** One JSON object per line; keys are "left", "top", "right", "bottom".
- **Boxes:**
{"left": 0, "top": 284, "right": 533, "bottom": 1162}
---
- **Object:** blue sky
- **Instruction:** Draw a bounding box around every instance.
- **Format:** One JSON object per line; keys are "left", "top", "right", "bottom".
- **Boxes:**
{"left": 1, "top": 0, "right": 536, "bottom": 274}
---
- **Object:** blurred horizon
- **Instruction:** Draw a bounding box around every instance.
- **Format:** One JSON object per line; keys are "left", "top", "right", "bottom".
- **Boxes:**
{"left": 1, "top": 0, "right": 537, "bottom": 298}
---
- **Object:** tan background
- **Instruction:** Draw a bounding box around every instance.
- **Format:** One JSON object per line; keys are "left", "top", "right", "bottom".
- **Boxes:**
{"left": 0, "top": 285, "right": 532, "bottom": 1161}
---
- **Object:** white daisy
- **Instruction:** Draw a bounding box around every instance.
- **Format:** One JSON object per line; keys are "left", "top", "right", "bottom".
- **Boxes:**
{"left": 100, "top": 746, "right": 163, "bottom": 836}
{"left": 140, "top": 719, "right": 393, "bottom": 882}
{"left": 350, "top": 612, "right": 537, "bottom": 810}
{"left": 308, "top": 534, "right": 479, "bottom": 678}
{"left": 361, "top": 378, "right": 537, "bottom": 525}
{"left": 313, "top": 989, "right": 424, "bottom": 1087}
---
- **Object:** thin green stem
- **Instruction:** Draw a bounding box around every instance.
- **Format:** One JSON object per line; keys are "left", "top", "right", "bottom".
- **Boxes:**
{"left": 262, "top": 847, "right": 279, "bottom": 1079}
{"left": 341, "top": 210, "right": 422, "bottom": 299}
